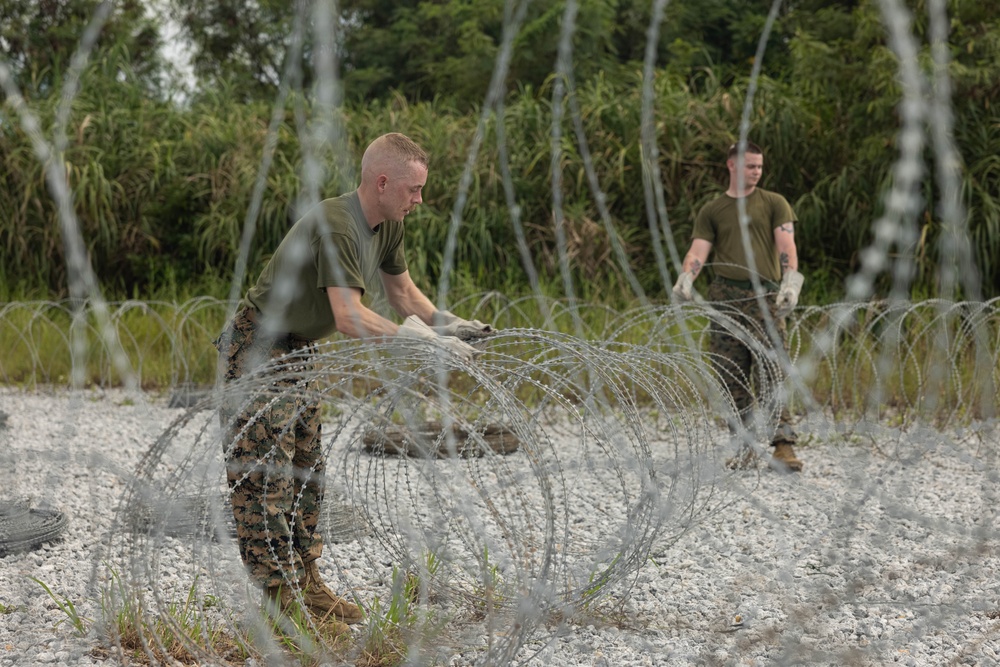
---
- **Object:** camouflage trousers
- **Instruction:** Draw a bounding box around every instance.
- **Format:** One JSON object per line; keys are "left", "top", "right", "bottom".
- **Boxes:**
{"left": 706, "top": 280, "right": 797, "bottom": 445}
{"left": 214, "top": 306, "right": 325, "bottom": 588}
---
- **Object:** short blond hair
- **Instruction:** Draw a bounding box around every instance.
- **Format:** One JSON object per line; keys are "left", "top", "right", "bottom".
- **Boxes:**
{"left": 361, "top": 133, "right": 429, "bottom": 181}
{"left": 728, "top": 140, "right": 763, "bottom": 160}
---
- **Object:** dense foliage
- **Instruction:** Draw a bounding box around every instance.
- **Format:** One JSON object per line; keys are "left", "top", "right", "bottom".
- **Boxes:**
{"left": 161, "top": 0, "right": 864, "bottom": 108}
{"left": 0, "top": 0, "right": 162, "bottom": 99}
{"left": 1, "top": 0, "right": 998, "bottom": 302}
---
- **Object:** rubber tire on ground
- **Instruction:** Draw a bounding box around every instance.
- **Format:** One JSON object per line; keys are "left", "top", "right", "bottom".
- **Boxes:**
{"left": 0, "top": 498, "right": 68, "bottom": 556}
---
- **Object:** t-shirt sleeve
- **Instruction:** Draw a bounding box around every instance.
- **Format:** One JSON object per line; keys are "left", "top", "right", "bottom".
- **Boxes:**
{"left": 771, "top": 193, "right": 797, "bottom": 228}
{"left": 379, "top": 223, "right": 408, "bottom": 275}
{"left": 315, "top": 232, "right": 367, "bottom": 294}
{"left": 692, "top": 204, "right": 716, "bottom": 243}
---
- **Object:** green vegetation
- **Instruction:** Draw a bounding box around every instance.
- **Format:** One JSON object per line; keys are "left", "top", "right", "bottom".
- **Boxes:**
{"left": 359, "top": 567, "right": 425, "bottom": 667}
{"left": 0, "top": 300, "right": 225, "bottom": 389}
{"left": 0, "top": 601, "right": 22, "bottom": 615}
{"left": 1, "top": 1, "right": 998, "bottom": 423}
{"left": 30, "top": 576, "right": 91, "bottom": 637}
{"left": 101, "top": 573, "right": 247, "bottom": 665}
{"left": 53, "top": 551, "right": 429, "bottom": 667}
{"left": 23, "top": 556, "right": 445, "bottom": 666}
{"left": 1, "top": 0, "right": 998, "bottom": 303}
{"left": 468, "top": 544, "right": 513, "bottom": 624}
{"left": 1, "top": 296, "right": 996, "bottom": 426}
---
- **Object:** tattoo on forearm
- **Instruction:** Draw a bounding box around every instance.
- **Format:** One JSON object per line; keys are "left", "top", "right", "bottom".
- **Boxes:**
{"left": 780, "top": 253, "right": 790, "bottom": 272}
{"left": 691, "top": 259, "right": 702, "bottom": 277}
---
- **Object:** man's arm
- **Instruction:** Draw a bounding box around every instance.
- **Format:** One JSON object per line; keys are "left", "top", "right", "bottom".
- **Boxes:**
{"left": 380, "top": 270, "right": 438, "bottom": 324}
{"left": 673, "top": 238, "right": 713, "bottom": 301}
{"left": 773, "top": 222, "right": 804, "bottom": 317}
{"left": 329, "top": 282, "right": 480, "bottom": 360}
{"left": 682, "top": 239, "right": 713, "bottom": 279}
{"left": 327, "top": 286, "right": 400, "bottom": 339}
{"left": 773, "top": 222, "right": 799, "bottom": 273}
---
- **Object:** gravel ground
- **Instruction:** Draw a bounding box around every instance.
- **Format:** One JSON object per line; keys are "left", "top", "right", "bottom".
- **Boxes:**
{"left": 1, "top": 387, "right": 999, "bottom": 666}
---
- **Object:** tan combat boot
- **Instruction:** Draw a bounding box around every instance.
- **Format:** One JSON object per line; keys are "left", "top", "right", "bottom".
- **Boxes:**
{"left": 263, "top": 583, "right": 352, "bottom": 638}
{"left": 770, "top": 442, "right": 803, "bottom": 472}
{"left": 302, "top": 560, "right": 365, "bottom": 625}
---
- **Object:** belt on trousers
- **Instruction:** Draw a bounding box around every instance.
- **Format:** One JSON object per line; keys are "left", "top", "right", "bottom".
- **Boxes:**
{"left": 238, "top": 306, "right": 313, "bottom": 348}
{"left": 716, "top": 276, "right": 779, "bottom": 291}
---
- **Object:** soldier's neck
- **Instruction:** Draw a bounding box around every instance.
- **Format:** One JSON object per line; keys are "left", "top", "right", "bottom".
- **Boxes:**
{"left": 726, "top": 184, "right": 756, "bottom": 198}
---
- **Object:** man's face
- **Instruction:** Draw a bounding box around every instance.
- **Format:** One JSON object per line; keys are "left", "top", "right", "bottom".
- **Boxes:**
{"left": 377, "top": 160, "right": 427, "bottom": 222}
{"left": 728, "top": 152, "right": 763, "bottom": 189}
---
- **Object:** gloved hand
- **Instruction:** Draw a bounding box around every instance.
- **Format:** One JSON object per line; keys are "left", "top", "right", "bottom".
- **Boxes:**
{"left": 397, "top": 315, "right": 479, "bottom": 362}
{"left": 774, "top": 269, "right": 804, "bottom": 318}
{"left": 672, "top": 271, "right": 695, "bottom": 302}
{"left": 432, "top": 310, "right": 493, "bottom": 340}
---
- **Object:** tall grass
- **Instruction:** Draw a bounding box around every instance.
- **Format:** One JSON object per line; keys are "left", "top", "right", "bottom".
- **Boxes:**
{"left": 0, "top": 299, "right": 227, "bottom": 389}
{"left": 3, "top": 46, "right": 999, "bottom": 303}
{"left": 1, "top": 297, "right": 996, "bottom": 426}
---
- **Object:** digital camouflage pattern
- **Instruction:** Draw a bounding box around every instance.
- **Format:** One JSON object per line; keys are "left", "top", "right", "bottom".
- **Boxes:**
{"left": 706, "top": 280, "right": 797, "bottom": 445}
{"left": 214, "top": 306, "right": 325, "bottom": 588}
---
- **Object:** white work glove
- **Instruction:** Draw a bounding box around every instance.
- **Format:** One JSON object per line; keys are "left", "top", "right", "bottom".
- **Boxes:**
{"left": 432, "top": 310, "right": 493, "bottom": 340}
{"left": 774, "top": 269, "right": 804, "bottom": 318}
{"left": 397, "top": 315, "right": 479, "bottom": 362}
{"left": 672, "top": 271, "right": 695, "bottom": 302}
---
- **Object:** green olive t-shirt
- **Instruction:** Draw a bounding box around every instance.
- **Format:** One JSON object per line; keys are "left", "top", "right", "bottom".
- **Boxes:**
{"left": 244, "top": 191, "right": 408, "bottom": 340}
{"left": 691, "top": 188, "right": 795, "bottom": 283}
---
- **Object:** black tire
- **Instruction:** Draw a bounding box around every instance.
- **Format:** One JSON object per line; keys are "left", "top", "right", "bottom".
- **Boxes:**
{"left": 0, "top": 499, "right": 68, "bottom": 556}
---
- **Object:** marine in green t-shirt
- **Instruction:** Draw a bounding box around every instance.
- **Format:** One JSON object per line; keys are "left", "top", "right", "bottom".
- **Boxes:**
{"left": 691, "top": 187, "right": 796, "bottom": 283}
{"left": 672, "top": 140, "right": 806, "bottom": 472}
{"left": 215, "top": 133, "right": 493, "bottom": 629}
{"left": 236, "top": 132, "right": 488, "bottom": 349}
{"left": 245, "top": 191, "right": 409, "bottom": 340}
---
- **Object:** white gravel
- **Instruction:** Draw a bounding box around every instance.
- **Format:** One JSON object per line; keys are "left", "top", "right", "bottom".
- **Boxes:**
{"left": 1, "top": 387, "right": 999, "bottom": 666}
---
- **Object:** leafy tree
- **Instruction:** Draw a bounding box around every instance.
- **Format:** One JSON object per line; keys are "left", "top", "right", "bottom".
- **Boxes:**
{"left": 167, "top": 0, "right": 309, "bottom": 101}
{"left": 333, "top": 0, "right": 626, "bottom": 107}
{"left": 167, "top": 0, "right": 637, "bottom": 106}
{"left": 333, "top": 0, "right": 869, "bottom": 104}
{"left": 0, "top": 0, "right": 160, "bottom": 98}
{"left": 623, "top": 0, "right": 860, "bottom": 87}
{"left": 778, "top": 0, "right": 1000, "bottom": 297}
